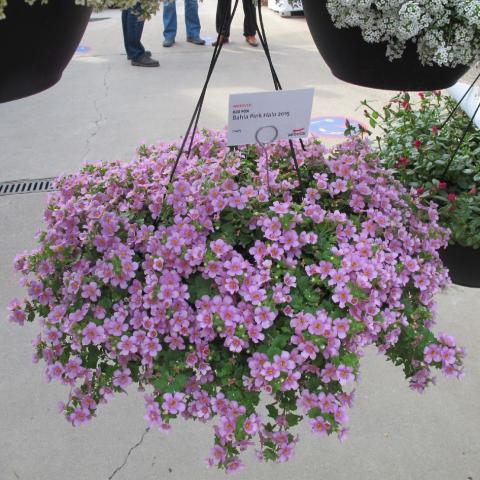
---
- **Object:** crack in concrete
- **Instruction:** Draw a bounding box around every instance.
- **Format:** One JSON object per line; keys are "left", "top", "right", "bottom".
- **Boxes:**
{"left": 83, "top": 61, "right": 112, "bottom": 161}
{"left": 108, "top": 428, "right": 150, "bottom": 480}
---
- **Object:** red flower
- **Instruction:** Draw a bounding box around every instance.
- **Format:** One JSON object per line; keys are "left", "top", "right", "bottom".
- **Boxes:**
{"left": 447, "top": 193, "right": 457, "bottom": 202}
{"left": 414, "top": 139, "right": 422, "bottom": 149}
{"left": 418, "top": 92, "right": 425, "bottom": 99}
{"left": 402, "top": 100, "right": 411, "bottom": 110}
{"left": 396, "top": 156, "right": 409, "bottom": 167}
{"left": 470, "top": 186, "right": 478, "bottom": 195}
{"left": 432, "top": 125, "right": 439, "bottom": 136}
{"left": 417, "top": 187, "right": 425, "bottom": 195}
{"left": 438, "top": 182, "right": 447, "bottom": 190}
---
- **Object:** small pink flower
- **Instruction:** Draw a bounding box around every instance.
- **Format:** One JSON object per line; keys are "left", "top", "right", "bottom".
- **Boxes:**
{"left": 113, "top": 368, "right": 132, "bottom": 389}
{"left": 82, "top": 322, "right": 105, "bottom": 346}
{"left": 261, "top": 361, "right": 281, "bottom": 381}
{"left": 309, "top": 416, "right": 330, "bottom": 437}
{"left": 162, "top": 392, "right": 186, "bottom": 415}
{"left": 243, "top": 414, "right": 260, "bottom": 436}
{"left": 70, "top": 407, "right": 91, "bottom": 426}
{"left": 81, "top": 282, "right": 101, "bottom": 302}
{"left": 118, "top": 335, "right": 138, "bottom": 356}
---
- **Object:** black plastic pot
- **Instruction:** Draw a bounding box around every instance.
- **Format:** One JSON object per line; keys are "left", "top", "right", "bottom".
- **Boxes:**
{"left": 301, "top": 0, "right": 470, "bottom": 91}
{"left": 0, "top": 0, "right": 92, "bottom": 103}
{"left": 440, "top": 244, "right": 480, "bottom": 288}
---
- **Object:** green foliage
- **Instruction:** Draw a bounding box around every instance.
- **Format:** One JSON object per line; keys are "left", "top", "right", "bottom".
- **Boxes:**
{"left": 187, "top": 274, "right": 215, "bottom": 303}
{"left": 361, "top": 91, "right": 480, "bottom": 248}
{"left": 0, "top": 0, "right": 164, "bottom": 20}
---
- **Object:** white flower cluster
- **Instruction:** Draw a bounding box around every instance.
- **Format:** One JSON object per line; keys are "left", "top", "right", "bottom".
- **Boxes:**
{"left": 326, "top": 0, "right": 480, "bottom": 67}
{"left": 0, "top": 0, "right": 163, "bottom": 21}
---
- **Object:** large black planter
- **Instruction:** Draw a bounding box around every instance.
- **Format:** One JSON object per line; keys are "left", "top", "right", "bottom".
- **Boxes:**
{"left": 0, "top": 0, "right": 92, "bottom": 103}
{"left": 440, "top": 244, "right": 480, "bottom": 288}
{"left": 302, "top": 0, "right": 470, "bottom": 91}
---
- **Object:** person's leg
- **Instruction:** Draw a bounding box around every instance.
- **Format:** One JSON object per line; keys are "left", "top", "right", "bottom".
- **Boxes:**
{"left": 127, "top": 3, "right": 159, "bottom": 66}
{"left": 163, "top": 0, "right": 177, "bottom": 43}
{"left": 121, "top": 9, "right": 129, "bottom": 55}
{"left": 216, "top": 0, "right": 231, "bottom": 38}
{"left": 123, "top": 4, "right": 146, "bottom": 60}
{"left": 243, "top": 0, "right": 257, "bottom": 37}
{"left": 185, "top": 0, "right": 203, "bottom": 41}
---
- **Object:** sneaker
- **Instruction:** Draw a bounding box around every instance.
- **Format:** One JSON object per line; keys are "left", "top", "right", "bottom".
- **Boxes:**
{"left": 163, "top": 39, "right": 175, "bottom": 48}
{"left": 245, "top": 35, "right": 259, "bottom": 47}
{"left": 131, "top": 54, "right": 160, "bottom": 67}
{"left": 212, "top": 36, "right": 229, "bottom": 47}
{"left": 127, "top": 50, "right": 151, "bottom": 60}
{"left": 187, "top": 37, "right": 206, "bottom": 45}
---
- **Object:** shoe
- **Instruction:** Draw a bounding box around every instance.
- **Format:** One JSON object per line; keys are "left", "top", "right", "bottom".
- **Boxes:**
{"left": 187, "top": 37, "right": 206, "bottom": 45}
{"left": 127, "top": 50, "right": 151, "bottom": 60}
{"left": 131, "top": 54, "right": 160, "bottom": 67}
{"left": 163, "top": 39, "right": 175, "bottom": 47}
{"left": 212, "top": 35, "right": 229, "bottom": 47}
{"left": 246, "top": 35, "right": 259, "bottom": 47}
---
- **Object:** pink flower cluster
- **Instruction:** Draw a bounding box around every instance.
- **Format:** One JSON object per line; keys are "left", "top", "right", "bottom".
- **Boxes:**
{"left": 8, "top": 130, "right": 464, "bottom": 472}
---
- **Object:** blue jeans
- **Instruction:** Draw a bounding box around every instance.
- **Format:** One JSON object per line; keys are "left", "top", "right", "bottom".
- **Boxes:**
{"left": 163, "top": 0, "right": 201, "bottom": 41}
{"left": 122, "top": 3, "right": 145, "bottom": 60}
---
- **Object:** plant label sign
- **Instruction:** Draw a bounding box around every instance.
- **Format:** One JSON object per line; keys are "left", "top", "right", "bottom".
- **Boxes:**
{"left": 227, "top": 88, "right": 315, "bottom": 146}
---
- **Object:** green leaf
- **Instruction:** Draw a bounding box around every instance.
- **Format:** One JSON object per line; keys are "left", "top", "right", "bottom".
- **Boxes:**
{"left": 85, "top": 345, "right": 100, "bottom": 369}
{"left": 266, "top": 404, "right": 279, "bottom": 419}
{"left": 308, "top": 407, "right": 322, "bottom": 419}
{"left": 286, "top": 413, "right": 302, "bottom": 427}
{"left": 187, "top": 274, "right": 215, "bottom": 303}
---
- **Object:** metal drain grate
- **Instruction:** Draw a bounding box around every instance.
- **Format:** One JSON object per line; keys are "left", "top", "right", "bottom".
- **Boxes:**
{"left": 0, "top": 178, "right": 57, "bottom": 196}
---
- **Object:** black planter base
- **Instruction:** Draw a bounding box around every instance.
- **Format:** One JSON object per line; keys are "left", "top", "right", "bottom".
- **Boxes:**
{"left": 1, "top": 71, "right": 63, "bottom": 104}
{"left": 440, "top": 245, "right": 480, "bottom": 288}
{"left": 302, "top": 0, "right": 470, "bottom": 91}
{"left": 0, "top": 0, "right": 91, "bottom": 103}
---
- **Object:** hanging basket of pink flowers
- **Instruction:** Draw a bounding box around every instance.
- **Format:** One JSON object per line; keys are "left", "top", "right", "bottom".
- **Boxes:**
{"left": 8, "top": 131, "right": 464, "bottom": 472}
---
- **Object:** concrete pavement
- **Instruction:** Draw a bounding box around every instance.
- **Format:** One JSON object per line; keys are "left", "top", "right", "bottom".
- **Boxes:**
{"left": 0, "top": 2, "right": 479, "bottom": 479}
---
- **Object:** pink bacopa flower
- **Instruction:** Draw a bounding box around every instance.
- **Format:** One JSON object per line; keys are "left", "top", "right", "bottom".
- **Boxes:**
{"left": 48, "top": 362, "right": 64, "bottom": 380}
{"left": 8, "top": 131, "right": 463, "bottom": 472}
{"left": 261, "top": 361, "right": 281, "bottom": 382}
{"left": 309, "top": 416, "right": 331, "bottom": 437}
{"left": 336, "top": 364, "right": 355, "bottom": 385}
{"left": 7, "top": 298, "right": 26, "bottom": 325}
{"left": 113, "top": 368, "right": 132, "bottom": 389}
{"left": 208, "top": 445, "right": 227, "bottom": 466}
{"left": 332, "top": 286, "right": 352, "bottom": 308}
{"left": 118, "top": 335, "right": 138, "bottom": 356}
{"left": 81, "top": 282, "right": 101, "bottom": 302}
{"left": 65, "top": 358, "right": 83, "bottom": 380}
{"left": 82, "top": 322, "right": 105, "bottom": 346}
{"left": 162, "top": 393, "right": 186, "bottom": 415}
{"left": 69, "top": 407, "right": 91, "bottom": 426}
{"left": 48, "top": 305, "right": 67, "bottom": 325}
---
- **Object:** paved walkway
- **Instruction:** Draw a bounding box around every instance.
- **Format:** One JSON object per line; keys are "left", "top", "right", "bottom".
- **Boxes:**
{"left": 0, "top": 3, "right": 479, "bottom": 479}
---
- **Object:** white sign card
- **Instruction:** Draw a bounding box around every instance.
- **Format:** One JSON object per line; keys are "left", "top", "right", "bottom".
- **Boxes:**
{"left": 227, "top": 88, "right": 315, "bottom": 146}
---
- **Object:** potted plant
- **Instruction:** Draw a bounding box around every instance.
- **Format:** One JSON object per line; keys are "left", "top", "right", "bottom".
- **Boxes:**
{"left": 0, "top": 0, "right": 161, "bottom": 103}
{"left": 361, "top": 90, "right": 480, "bottom": 287}
{"left": 301, "top": 0, "right": 476, "bottom": 91}
{"left": 8, "top": 131, "right": 464, "bottom": 471}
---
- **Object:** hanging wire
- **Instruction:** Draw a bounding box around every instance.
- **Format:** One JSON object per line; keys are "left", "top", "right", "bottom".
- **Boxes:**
{"left": 437, "top": 69, "right": 480, "bottom": 177}
{"left": 255, "top": 1, "right": 305, "bottom": 192}
{"left": 166, "top": 0, "right": 306, "bottom": 197}
{"left": 440, "top": 70, "right": 480, "bottom": 130}
{"left": 441, "top": 96, "right": 480, "bottom": 177}
{"left": 167, "top": 0, "right": 240, "bottom": 185}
